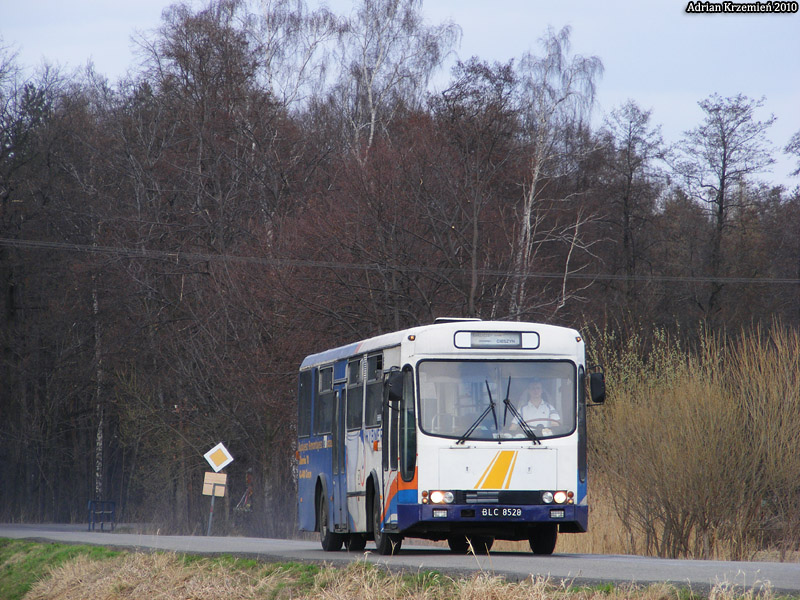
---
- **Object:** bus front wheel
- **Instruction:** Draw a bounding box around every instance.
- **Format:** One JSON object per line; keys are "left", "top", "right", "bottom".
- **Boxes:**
{"left": 318, "top": 496, "right": 343, "bottom": 551}
{"left": 529, "top": 524, "right": 557, "bottom": 555}
{"left": 372, "top": 496, "right": 402, "bottom": 555}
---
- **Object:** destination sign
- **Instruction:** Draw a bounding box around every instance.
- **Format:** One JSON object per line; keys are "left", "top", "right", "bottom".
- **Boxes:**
{"left": 454, "top": 331, "right": 540, "bottom": 350}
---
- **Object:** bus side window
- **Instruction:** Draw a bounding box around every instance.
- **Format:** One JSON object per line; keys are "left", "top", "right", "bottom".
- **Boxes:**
{"left": 365, "top": 354, "right": 383, "bottom": 428}
{"left": 347, "top": 359, "right": 363, "bottom": 430}
{"left": 365, "top": 381, "right": 382, "bottom": 427}
{"left": 315, "top": 391, "right": 334, "bottom": 434}
{"left": 346, "top": 387, "right": 363, "bottom": 430}
{"left": 314, "top": 366, "right": 334, "bottom": 435}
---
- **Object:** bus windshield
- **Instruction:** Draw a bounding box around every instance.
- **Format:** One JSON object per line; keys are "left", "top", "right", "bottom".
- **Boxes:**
{"left": 417, "top": 360, "right": 576, "bottom": 441}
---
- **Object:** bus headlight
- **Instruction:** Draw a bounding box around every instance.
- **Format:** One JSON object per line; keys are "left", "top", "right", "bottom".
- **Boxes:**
{"left": 428, "top": 490, "right": 454, "bottom": 504}
{"left": 542, "top": 491, "right": 573, "bottom": 504}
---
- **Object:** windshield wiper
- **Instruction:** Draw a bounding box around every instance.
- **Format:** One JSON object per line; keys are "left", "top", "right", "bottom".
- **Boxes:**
{"left": 456, "top": 380, "right": 499, "bottom": 445}
{"left": 501, "top": 377, "right": 541, "bottom": 445}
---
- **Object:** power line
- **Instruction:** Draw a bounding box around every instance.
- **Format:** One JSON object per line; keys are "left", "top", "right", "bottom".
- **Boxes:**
{"left": 1, "top": 236, "right": 798, "bottom": 286}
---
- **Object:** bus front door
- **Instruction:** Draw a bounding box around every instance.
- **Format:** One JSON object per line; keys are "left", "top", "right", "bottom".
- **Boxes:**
{"left": 331, "top": 389, "right": 347, "bottom": 530}
{"left": 381, "top": 391, "right": 400, "bottom": 526}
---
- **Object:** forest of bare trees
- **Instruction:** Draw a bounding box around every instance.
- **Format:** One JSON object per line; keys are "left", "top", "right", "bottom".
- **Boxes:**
{"left": 1, "top": 0, "right": 799, "bottom": 545}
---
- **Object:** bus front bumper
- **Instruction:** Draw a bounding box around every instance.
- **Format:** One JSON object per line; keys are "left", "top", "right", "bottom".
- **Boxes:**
{"left": 395, "top": 503, "right": 587, "bottom": 538}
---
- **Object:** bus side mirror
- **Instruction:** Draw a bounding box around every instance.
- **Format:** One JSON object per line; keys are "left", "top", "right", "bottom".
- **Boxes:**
{"left": 589, "top": 369, "right": 606, "bottom": 404}
{"left": 384, "top": 370, "right": 403, "bottom": 403}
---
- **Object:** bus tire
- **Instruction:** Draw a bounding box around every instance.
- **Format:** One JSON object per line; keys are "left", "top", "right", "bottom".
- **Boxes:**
{"left": 529, "top": 524, "right": 557, "bottom": 555}
{"left": 344, "top": 533, "right": 368, "bottom": 552}
{"left": 447, "top": 535, "right": 469, "bottom": 553}
{"left": 447, "top": 535, "right": 493, "bottom": 554}
{"left": 470, "top": 535, "right": 494, "bottom": 554}
{"left": 319, "top": 496, "right": 343, "bottom": 551}
{"left": 372, "top": 495, "right": 402, "bottom": 555}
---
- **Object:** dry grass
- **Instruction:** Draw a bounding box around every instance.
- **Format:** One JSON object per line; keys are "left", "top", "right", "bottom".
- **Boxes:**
{"left": 24, "top": 552, "right": 781, "bottom": 600}
{"left": 24, "top": 553, "right": 275, "bottom": 600}
{"left": 491, "top": 477, "right": 630, "bottom": 556}
{"left": 586, "top": 325, "right": 800, "bottom": 560}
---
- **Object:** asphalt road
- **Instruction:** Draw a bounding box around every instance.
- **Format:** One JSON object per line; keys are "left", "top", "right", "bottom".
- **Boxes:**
{"left": 2, "top": 524, "right": 799, "bottom": 595}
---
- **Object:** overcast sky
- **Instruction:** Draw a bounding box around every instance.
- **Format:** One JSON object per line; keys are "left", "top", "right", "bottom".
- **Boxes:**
{"left": 3, "top": 0, "right": 799, "bottom": 186}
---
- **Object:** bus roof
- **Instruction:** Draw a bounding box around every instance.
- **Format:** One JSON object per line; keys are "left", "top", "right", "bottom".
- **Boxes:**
{"left": 298, "top": 320, "right": 581, "bottom": 370}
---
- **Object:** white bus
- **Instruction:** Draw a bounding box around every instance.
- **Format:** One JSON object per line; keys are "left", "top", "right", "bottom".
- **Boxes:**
{"left": 296, "top": 319, "right": 605, "bottom": 554}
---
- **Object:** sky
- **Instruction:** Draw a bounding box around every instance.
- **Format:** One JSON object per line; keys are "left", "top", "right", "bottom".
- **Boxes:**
{"left": 3, "top": 0, "right": 799, "bottom": 186}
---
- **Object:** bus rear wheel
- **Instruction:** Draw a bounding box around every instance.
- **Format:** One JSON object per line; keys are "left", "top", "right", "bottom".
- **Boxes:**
{"left": 529, "top": 524, "right": 557, "bottom": 555}
{"left": 372, "top": 496, "right": 402, "bottom": 555}
{"left": 318, "top": 496, "right": 343, "bottom": 551}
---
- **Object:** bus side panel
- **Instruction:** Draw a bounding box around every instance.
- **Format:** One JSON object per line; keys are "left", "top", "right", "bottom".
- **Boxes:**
{"left": 296, "top": 440, "right": 316, "bottom": 531}
{"left": 345, "top": 429, "right": 367, "bottom": 531}
{"left": 297, "top": 438, "right": 333, "bottom": 531}
{"left": 377, "top": 435, "right": 419, "bottom": 530}
{"left": 297, "top": 367, "right": 317, "bottom": 533}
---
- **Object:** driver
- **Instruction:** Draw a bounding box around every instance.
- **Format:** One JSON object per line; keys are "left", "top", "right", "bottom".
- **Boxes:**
{"left": 520, "top": 379, "right": 560, "bottom": 427}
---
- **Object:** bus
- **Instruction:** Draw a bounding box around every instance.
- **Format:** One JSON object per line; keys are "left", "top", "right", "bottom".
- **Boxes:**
{"left": 296, "top": 318, "right": 605, "bottom": 555}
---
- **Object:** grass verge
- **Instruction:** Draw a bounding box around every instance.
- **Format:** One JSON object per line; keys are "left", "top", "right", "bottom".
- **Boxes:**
{"left": 1, "top": 538, "right": 789, "bottom": 600}
{"left": 0, "top": 538, "right": 120, "bottom": 600}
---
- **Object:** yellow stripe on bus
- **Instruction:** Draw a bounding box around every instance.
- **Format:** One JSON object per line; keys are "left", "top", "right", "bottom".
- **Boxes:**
{"left": 475, "top": 451, "right": 517, "bottom": 489}
{"left": 475, "top": 452, "right": 500, "bottom": 488}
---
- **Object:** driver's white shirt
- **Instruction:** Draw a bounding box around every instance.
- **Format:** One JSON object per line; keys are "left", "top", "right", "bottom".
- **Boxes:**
{"left": 522, "top": 400, "right": 560, "bottom": 423}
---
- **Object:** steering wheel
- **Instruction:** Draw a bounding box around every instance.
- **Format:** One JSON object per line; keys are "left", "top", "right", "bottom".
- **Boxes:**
{"left": 510, "top": 418, "right": 557, "bottom": 432}
{"left": 522, "top": 418, "right": 560, "bottom": 436}
{"left": 523, "top": 418, "right": 559, "bottom": 426}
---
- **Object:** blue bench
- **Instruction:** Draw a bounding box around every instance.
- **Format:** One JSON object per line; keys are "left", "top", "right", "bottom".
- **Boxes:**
{"left": 88, "top": 500, "right": 116, "bottom": 532}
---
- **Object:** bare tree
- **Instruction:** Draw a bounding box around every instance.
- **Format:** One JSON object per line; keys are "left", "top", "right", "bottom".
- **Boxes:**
{"left": 508, "top": 26, "right": 603, "bottom": 319}
{"left": 247, "top": 0, "right": 340, "bottom": 108}
{"left": 674, "top": 93, "right": 776, "bottom": 318}
{"left": 601, "top": 100, "right": 665, "bottom": 303}
{"left": 785, "top": 129, "right": 800, "bottom": 178}
{"left": 332, "top": 0, "right": 459, "bottom": 159}
{"left": 427, "top": 58, "right": 518, "bottom": 317}
{"left": 120, "top": 1, "right": 312, "bottom": 532}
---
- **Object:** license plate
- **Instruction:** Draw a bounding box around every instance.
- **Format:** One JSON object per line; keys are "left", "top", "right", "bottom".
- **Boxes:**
{"left": 480, "top": 507, "right": 522, "bottom": 518}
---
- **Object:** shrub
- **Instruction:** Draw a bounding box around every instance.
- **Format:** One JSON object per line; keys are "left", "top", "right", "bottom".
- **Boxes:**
{"left": 588, "top": 325, "right": 800, "bottom": 560}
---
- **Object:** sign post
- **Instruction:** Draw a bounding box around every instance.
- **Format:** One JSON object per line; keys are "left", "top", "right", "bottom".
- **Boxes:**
{"left": 202, "top": 472, "right": 227, "bottom": 536}
{"left": 202, "top": 443, "right": 233, "bottom": 536}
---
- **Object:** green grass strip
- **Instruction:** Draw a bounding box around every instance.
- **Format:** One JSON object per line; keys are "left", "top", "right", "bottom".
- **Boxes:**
{"left": 0, "top": 538, "right": 120, "bottom": 600}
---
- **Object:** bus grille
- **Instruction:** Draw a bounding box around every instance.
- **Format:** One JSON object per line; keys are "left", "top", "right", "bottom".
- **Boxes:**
{"left": 460, "top": 491, "right": 544, "bottom": 505}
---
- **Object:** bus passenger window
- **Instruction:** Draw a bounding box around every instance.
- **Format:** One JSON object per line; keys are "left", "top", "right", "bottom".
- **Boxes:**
{"left": 315, "top": 366, "right": 334, "bottom": 435}
{"left": 346, "top": 386, "right": 363, "bottom": 430}
{"left": 364, "top": 354, "right": 383, "bottom": 428}
{"left": 347, "top": 359, "right": 363, "bottom": 430}
{"left": 314, "top": 391, "right": 334, "bottom": 434}
{"left": 365, "top": 381, "right": 382, "bottom": 427}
